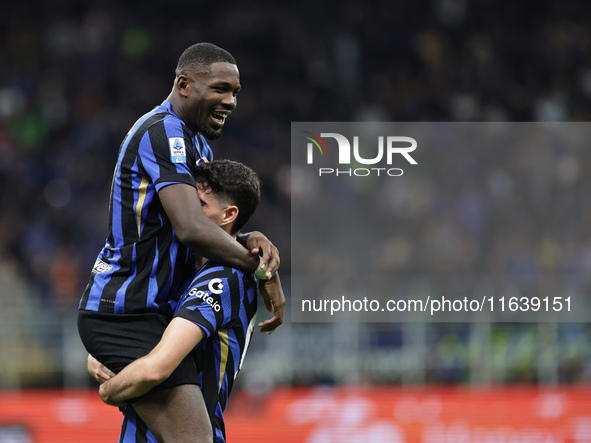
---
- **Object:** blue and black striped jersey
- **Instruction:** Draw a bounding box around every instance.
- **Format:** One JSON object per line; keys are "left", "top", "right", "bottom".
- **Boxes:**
{"left": 177, "top": 261, "right": 258, "bottom": 443}
{"left": 79, "top": 100, "right": 213, "bottom": 316}
{"left": 117, "top": 261, "right": 258, "bottom": 443}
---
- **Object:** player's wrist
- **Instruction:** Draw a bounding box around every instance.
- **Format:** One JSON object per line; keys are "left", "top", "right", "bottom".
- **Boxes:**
{"left": 254, "top": 256, "right": 268, "bottom": 280}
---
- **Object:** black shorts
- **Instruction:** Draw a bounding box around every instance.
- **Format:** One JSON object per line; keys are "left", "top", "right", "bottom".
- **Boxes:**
{"left": 78, "top": 310, "right": 200, "bottom": 395}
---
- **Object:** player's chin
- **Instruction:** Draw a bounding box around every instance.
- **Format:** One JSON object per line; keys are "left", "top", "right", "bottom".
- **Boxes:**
{"left": 200, "top": 125, "right": 223, "bottom": 140}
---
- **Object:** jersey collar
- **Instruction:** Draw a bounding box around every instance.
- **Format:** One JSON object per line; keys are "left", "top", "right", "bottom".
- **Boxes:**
{"left": 160, "top": 100, "right": 180, "bottom": 119}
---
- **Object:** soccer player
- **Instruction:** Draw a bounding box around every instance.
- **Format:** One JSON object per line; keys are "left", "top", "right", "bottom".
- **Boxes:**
{"left": 94, "top": 160, "right": 280, "bottom": 443}
{"left": 78, "top": 43, "right": 284, "bottom": 441}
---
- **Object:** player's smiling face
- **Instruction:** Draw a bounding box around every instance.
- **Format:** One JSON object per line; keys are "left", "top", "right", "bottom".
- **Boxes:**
{"left": 182, "top": 62, "right": 240, "bottom": 140}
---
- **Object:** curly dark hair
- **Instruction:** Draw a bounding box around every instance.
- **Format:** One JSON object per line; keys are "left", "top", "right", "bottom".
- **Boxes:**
{"left": 176, "top": 42, "right": 236, "bottom": 75}
{"left": 195, "top": 160, "right": 261, "bottom": 234}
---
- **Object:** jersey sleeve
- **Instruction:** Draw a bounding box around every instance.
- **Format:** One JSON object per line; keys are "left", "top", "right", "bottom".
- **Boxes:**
{"left": 174, "top": 270, "right": 239, "bottom": 337}
{"left": 138, "top": 117, "right": 197, "bottom": 192}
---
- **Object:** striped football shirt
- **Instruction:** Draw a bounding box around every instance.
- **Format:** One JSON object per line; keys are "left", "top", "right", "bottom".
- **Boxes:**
{"left": 79, "top": 100, "right": 213, "bottom": 317}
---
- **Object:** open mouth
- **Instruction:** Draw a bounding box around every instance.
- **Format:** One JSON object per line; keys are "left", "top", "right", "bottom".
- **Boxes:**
{"left": 211, "top": 111, "right": 229, "bottom": 126}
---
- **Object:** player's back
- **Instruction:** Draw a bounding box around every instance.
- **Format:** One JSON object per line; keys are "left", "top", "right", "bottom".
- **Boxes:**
{"left": 176, "top": 261, "right": 258, "bottom": 442}
{"left": 117, "top": 261, "right": 258, "bottom": 443}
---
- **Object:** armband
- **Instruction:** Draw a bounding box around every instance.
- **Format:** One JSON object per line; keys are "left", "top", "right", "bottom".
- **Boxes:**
{"left": 254, "top": 256, "right": 268, "bottom": 280}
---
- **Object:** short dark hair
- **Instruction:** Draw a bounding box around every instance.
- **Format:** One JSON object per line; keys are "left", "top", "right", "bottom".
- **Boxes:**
{"left": 195, "top": 160, "right": 260, "bottom": 234}
{"left": 176, "top": 42, "right": 236, "bottom": 75}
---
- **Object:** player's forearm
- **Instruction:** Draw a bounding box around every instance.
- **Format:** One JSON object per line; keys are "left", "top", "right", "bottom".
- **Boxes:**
{"left": 180, "top": 218, "right": 259, "bottom": 273}
{"left": 99, "top": 358, "right": 164, "bottom": 406}
{"left": 99, "top": 318, "right": 205, "bottom": 406}
{"left": 258, "top": 272, "right": 286, "bottom": 334}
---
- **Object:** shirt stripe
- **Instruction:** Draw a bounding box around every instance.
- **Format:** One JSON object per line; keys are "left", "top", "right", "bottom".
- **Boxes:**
{"left": 135, "top": 175, "right": 150, "bottom": 236}
{"left": 218, "top": 329, "right": 229, "bottom": 392}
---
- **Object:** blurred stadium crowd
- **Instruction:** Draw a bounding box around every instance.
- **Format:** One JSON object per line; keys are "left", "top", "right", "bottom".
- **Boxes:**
{"left": 1, "top": 0, "right": 591, "bottom": 389}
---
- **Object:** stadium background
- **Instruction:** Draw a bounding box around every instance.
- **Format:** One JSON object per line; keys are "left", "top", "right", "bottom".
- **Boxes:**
{"left": 1, "top": 0, "right": 591, "bottom": 441}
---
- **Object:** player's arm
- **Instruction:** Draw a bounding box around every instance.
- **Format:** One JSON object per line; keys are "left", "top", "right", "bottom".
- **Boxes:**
{"left": 99, "top": 318, "right": 205, "bottom": 407}
{"left": 258, "top": 272, "right": 286, "bottom": 334}
{"left": 159, "top": 183, "right": 268, "bottom": 275}
{"left": 144, "top": 122, "right": 279, "bottom": 276}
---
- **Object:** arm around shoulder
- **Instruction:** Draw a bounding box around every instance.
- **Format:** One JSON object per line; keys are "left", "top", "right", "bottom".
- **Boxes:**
{"left": 158, "top": 183, "right": 259, "bottom": 273}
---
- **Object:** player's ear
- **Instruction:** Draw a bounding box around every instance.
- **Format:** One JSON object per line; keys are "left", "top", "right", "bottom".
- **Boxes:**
{"left": 176, "top": 74, "right": 191, "bottom": 97}
{"left": 222, "top": 205, "right": 238, "bottom": 228}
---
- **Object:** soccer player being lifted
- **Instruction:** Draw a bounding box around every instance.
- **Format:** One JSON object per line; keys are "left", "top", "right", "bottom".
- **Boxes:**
{"left": 78, "top": 43, "right": 285, "bottom": 441}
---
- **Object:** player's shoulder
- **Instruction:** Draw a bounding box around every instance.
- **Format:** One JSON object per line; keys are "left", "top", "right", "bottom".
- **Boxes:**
{"left": 195, "top": 262, "right": 240, "bottom": 282}
{"left": 130, "top": 105, "right": 168, "bottom": 132}
{"left": 193, "top": 262, "right": 253, "bottom": 290}
{"left": 123, "top": 109, "right": 169, "bottom": 148}
{"left": 128, "top": 103, "right": 187, "bottom": 138}
{"left": 151, "top": 109, "right": 191, "bottom": 136}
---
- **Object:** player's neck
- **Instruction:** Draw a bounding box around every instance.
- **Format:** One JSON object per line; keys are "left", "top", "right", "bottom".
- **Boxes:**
{"left": 166, "top": 92, "right": 193, "bottom": 132}
{"left": 166, "top": 93, "right": 183, "bottom": 119}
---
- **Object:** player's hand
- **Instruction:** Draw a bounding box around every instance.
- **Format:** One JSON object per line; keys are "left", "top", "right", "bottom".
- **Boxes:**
{"left": 87, "top": 354, "right": 115, "bottom": 384}
{"left": 245, "top": 231, "right": 280, "bottom": 279}
{"left": 258, "top": 273, "right": 285, "bottom": 334}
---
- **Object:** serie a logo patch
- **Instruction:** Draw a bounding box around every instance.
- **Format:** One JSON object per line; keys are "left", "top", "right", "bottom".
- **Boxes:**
{"left": 169, "top": 137, "right": 186, "bottom": 163}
